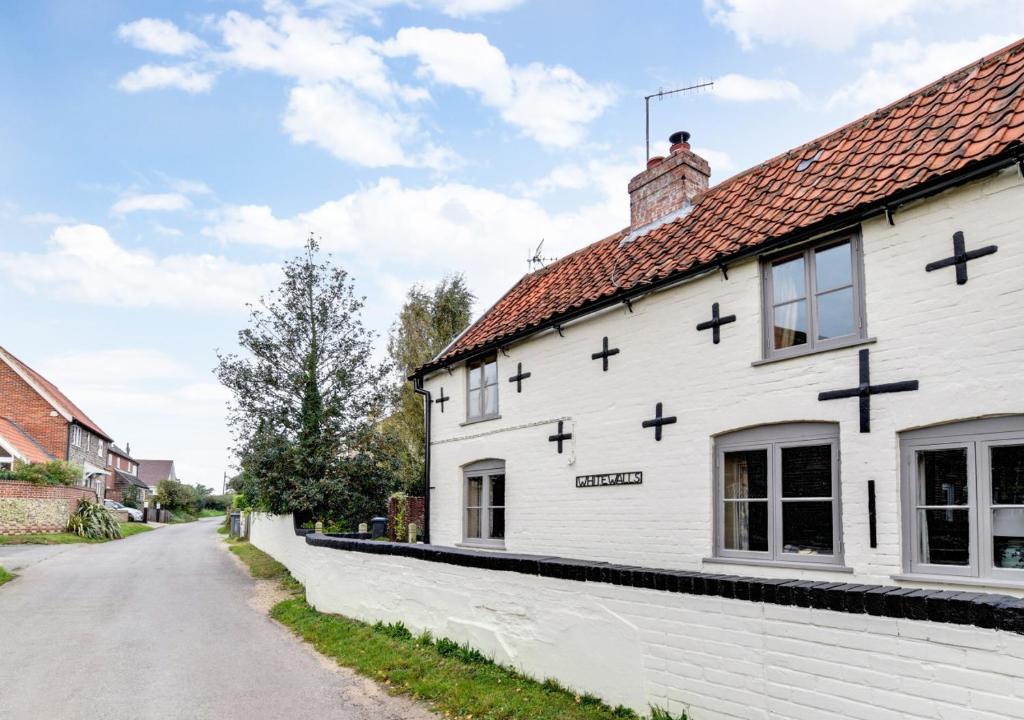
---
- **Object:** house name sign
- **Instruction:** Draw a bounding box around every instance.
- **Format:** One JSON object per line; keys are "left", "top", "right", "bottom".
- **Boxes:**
{"left": 575, "top": 471, "right": 643, "bottom": 489}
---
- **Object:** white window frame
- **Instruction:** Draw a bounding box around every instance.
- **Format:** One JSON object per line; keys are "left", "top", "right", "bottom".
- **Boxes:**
{"left": 70, "top": 425, "right": 82, "bottom": 448}
{"left": 760, "top": 232, "right": 868, "bottom": 361}
{"left": 462, "top": 459, "right": 506, "bottom": 548}
{"left": 901, "top": 416, "right": 1024, "bottom": 583}
{"left": 465, "top": 354, "right": 499, "bottom": 423}
{"left": 96, "top": 438, "right": 104, "bottom": 458}
{"left": 714, "top": 423, "right": 843, "bottom": 567}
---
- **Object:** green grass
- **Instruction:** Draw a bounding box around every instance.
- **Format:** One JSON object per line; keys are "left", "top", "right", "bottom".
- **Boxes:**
{"left": 0, "top": 522, "right": 152, "bottom": 545}
{"left": 0, "top": 566, "right": 14, "bottom": 586}
{"left": 228, "top": 538, "right": 686, "bottom": 720}
{"left": 199, "top": 508, "right": 226, "bottom": 518}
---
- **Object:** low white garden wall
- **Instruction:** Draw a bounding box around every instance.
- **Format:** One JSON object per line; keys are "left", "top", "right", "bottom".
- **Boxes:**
{"left": 252, "top": 513, "right": 1024, "bottom": 720}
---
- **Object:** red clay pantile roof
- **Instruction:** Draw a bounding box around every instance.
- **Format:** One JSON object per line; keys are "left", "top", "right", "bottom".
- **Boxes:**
{"left": 0, "top": 417, "right": 57, "bottom": 465}
{"left": 0, "top": 347, "right": 113, "bottom": 441}
{"left": 423, "top": 37, "right": 1024, "bottom": 374}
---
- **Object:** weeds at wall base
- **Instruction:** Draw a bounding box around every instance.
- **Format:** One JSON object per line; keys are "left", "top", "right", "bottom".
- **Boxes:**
{"left": 226, "top": 536, "right": 686, "bottom": 720}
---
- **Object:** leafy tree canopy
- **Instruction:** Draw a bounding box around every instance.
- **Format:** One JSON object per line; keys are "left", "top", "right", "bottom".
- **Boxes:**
{"left": 386, "top": 274, "right": 474, "bottom": 492}
{"left": 216, "top": 237, "right": 394, "bottom": 525}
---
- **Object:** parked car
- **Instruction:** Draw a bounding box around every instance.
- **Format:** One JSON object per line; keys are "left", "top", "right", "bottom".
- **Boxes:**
{"left": 103, "top": 499, "right": 143, "bottom": 522}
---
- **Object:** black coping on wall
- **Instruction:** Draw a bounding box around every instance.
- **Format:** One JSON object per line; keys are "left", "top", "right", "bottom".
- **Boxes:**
{"left": 300, "top": 531, "right": 1024, "bottom": 635}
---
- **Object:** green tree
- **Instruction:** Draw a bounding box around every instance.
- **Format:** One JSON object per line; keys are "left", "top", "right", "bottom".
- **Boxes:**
{"left": 216, "top": 237, "right": 392, "bottom": 525}
{"left": 387, "top": 275, "right": 474, "bottom": 492}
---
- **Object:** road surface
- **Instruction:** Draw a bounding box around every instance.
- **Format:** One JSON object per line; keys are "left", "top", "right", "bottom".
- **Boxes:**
{"left": 0, "top": 518, "right": 437, "bottom": 720}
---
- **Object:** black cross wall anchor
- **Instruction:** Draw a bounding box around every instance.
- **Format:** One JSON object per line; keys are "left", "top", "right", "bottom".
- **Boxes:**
{"left": 641, "top": 402, "right": 677, "bottom": 441}
{"left": 434, "top": 387, "right": 450, "bottom": 412}
{"left": 508, "top": 362, "right": 532, "bottom": 392}
{"left": 925, "top": 230, "right": 998, "bottom": 285}
{"left": 696, "top": 302, "right": 736, "bottom": 344}
{"left": 548, "top": 421, "right": 572, "bottom": 454}
{"left": 591, "top": 336, "right": 620, "bottom": 371}
{"left": 818, "top": 349, "right": 919, "bottom": 433}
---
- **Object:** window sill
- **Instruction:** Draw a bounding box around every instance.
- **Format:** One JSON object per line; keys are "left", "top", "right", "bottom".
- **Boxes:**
{"left": 456, "top": 542, "right": 507, "bottom": 551}
{"left": 751, "top": 336, "right": 876, "bottom": 367}
{"left": 703, "top": 556, "right": 853, "bottom": 573}
{"left": 460, "top": 414, "right": 501, "bottom": 427}
{"left": 892, "top": 573, "right": 1024, "bottom": 591}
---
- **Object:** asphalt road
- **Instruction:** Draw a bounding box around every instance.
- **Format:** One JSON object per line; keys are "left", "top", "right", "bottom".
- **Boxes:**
{"left": 0, "top": 519, "right": 436, "bottom": 720}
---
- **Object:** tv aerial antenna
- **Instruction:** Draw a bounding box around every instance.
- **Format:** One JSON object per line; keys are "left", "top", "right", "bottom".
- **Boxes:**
{"left": 645, "top": 81, "right": 714, "bottom": 160}
{"left": 527, "top": 239, "right": 557, "bottom": 271}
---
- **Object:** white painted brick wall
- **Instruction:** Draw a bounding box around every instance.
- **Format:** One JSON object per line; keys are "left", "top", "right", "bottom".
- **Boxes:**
{"left": 423, "top": 167, "right": 1024, "bottom": 593}
{"left": 252, "top": 514, "right": 1024, "bottom": 720}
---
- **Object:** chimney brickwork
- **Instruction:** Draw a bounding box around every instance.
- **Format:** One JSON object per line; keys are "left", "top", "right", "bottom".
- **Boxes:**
{"left": 628, "top": 131, "right": 710, "bottom": 229}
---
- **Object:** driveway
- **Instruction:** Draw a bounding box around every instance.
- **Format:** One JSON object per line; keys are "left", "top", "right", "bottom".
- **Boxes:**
{"left": 0, "top": 519, "right": 437, "bottom": 720}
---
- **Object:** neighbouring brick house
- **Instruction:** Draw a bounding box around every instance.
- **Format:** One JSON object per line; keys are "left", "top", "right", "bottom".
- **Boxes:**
{"left": 0, "top": 345, "right": 114, "bottom": 497}
{"left": 0, "top": 416, "right": 56, "bottom": 471}
{"left": 137, "top": 459, "right": 177, "bottom": 496}
{"left": 105, "top": 443, "right": 149, "bottom": 504}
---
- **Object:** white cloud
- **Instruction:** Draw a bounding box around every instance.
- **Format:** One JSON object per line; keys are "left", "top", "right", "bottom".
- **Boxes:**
{"left": 704, "top": 0, "right": 924, "bottom": 51}
{"left": 309, "top": 0, "right": 526, "bottom": 19}
{"left": 283, "top": 83, "right": 457, "bottom": 170}
{"left": 203, "top": 170, "right": 632, "bottom": 321}
{"left": 117, "top": 18, "right": 205, "bottom": 55}
{"left": 117, "top": 64, "right": 215, "bottom": 93}
{"left": 828, "top": 33, "right": 1019, "bottom": 110}
{"left": 216, "top": 7, "right": 407, "bottom": 99}
{"left": 21, "top": 212, "right": 77, "bottom": 225}
{"left": 0, "top": 224, "right": 280, "bottom": 313}
{"left": 385, "top": 27, "right": 616, "bottom": 147}
{"left": 111, "top": 192, "right": 191, "bottom": 215}
{"left": 711, "top": 73, "right": 801, "bottom": 102}
{"left": 166, "top": 178, "right": 212, "bottom": 195}
{"left": 429, "top": 0, "right": 525, "bottom": 17}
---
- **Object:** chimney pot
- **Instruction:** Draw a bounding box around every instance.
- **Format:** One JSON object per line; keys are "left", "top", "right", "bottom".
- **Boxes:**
{"left": 646, "top": 155, "right": 665, "bottom": 169}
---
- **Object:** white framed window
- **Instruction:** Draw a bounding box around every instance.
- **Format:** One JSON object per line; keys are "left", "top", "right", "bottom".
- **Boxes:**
{"left": 714, "top": 423, "right": 843, "bottom": 566}
{"left": 96, "top": 439, "right": 104, "bottom": 458}
{"left": 465, "top": 354, "right": 499, "bottom": 423}
{"left": 463, "top": 459, "right": 506, "bottom": 547}
{"left": 761, "top": 233, "right": 867, "bottom": 361}
{"left": 901, "top": 417, "right": 1024, "bottom": 582}
{"left": 70, "top": 425, "right": 82, "bottom": 448}
{"left": 0, "top": 442, "right": 14, "bottom": 471}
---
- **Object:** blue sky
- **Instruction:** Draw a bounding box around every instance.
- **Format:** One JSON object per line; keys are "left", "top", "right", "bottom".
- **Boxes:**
{"left": 1, "top": 0, "right": 1021, "bottom": 486}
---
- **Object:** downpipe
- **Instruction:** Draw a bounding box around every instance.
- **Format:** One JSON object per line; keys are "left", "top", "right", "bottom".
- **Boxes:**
{"left": 412, "top": 376, "right": 431, "bottom": 544}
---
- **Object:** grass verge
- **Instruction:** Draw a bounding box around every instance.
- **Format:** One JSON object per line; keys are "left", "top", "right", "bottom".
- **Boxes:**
{"left": 0, "top": 522, "right": 153, "bottom": 545}
{"left": 0, "top": 566, "right": 14, "bottom": 586}
{"left": 228, "top": 537, "right": 686, "bottom": 720}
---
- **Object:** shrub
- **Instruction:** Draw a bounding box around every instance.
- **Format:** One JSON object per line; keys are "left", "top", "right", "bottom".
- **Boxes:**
{"left": 156, "top": 479, "right": 195, "bottom": 513}
{"left": 121, "top": 484, "right": 140, "bottom": 509}
{"left": 204, "top": 494, "right": 233, "bottom": 511}
{"left": 67, "top": 499, "right": 122, "bottom": 540}
{"left": 0, "top": 460, "right": 82, "bottom": 486}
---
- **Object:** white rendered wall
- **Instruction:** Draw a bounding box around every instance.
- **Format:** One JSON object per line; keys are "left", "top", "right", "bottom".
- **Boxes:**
{"left": 252, "top": 514, "right": 1024, "bottom": 720}
{"left": 422, "top": 167, "right": 1024, "bottom": 593}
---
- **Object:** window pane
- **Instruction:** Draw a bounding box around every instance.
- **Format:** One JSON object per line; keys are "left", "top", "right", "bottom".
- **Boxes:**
{"left": 781, "top": 445, "right": 832, "bottom": 498}
{"left": 466, "top": 477, "right": 483, "bottom": 507}
{"left": 724, "top": 450, "right": 768, "bottom": 499}
{"left": 466, "top": 507, "right": 482, "bottom": 538}
{"left": 484, "top": 384, "right": 498, "bottom": 416}
{"left": 772, "top": 255, "right": 806, "bottom": 303}
{"left": 992, "top": 444, "right": 1024, "bottom": 505}
{"left": 489, "top": 474, "right": 505, "bottom": 507}
{"left": 483, "top": 359, "right": 497, "bottom": 386}
{"left": 723, "top": 501, "right": 768, "bottom": 551}
{"left": 489, "top": 508, "right": 505, "bottom": 540}
{"left": 468, "top": 389, "right": 481, "bottom": 418}
{"left": 782, "top": 501, "right": 834, "bottom": 555}
{"left": 993, "top": 509, "right": 1024, "bottom": 569}
{"left": 468, "top": 365, "right": 482, "bottom": 390}
{"left": 816, "top": 287, "right": 856, "bottom": 340}
{"left": 773, "top": 300, "right": 808, "bottom": 349}
{"left": 919, "top": 508, "right": 970, "bottom": 565}
{"left": 917, "top": 449, "right": 969, "bottom": 505}
{"left": 814, "top": 241, "right": 852, "bottom": 292}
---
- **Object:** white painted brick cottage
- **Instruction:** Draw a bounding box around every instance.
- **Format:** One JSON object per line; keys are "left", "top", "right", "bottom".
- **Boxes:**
{"left": 412, "top": 38, "right": 1024, "bottom": 596}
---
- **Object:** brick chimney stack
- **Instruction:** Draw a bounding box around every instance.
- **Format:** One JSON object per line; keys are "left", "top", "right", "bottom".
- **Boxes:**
{"left": 628, "top": 131, "right": 710, "bottom": 229}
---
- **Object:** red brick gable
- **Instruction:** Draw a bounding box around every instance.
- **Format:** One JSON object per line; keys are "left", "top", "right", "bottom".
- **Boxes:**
{"left": 0, "top": 347, "right": 111, "bottom": 441}
{"left": 0, "top": 360, "right": 69, "bottom": 460}
{"left": 420, "top": 37, "right": 1024, "bottom": 375}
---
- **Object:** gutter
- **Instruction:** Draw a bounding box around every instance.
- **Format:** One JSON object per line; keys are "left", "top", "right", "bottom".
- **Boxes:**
{"left": 412, "top": 376, "right": 432, "bottom": 544}
{"left": 414, "top": 146, "right": 1023, "bottom": 378}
